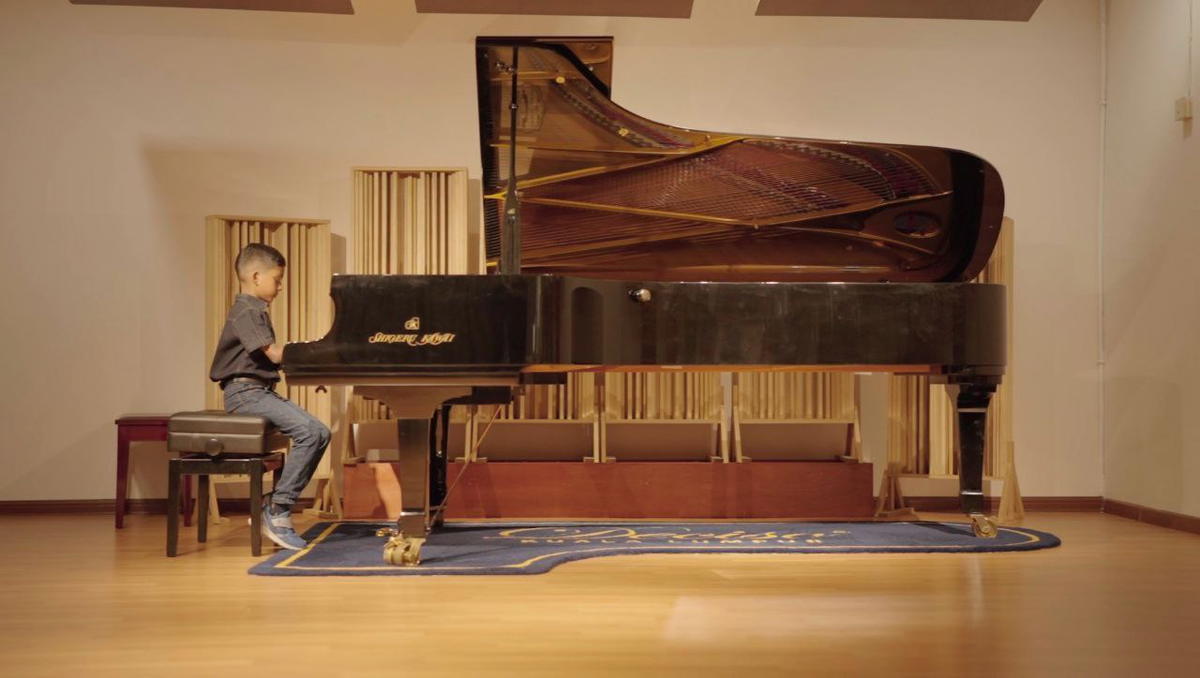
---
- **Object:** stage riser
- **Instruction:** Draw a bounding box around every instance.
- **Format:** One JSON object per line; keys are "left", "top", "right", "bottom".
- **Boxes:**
{"left": 343, "top": 461, "right": 875, "bottom": 520}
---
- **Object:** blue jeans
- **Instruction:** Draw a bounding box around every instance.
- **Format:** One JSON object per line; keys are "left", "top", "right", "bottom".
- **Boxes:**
{"left": 223, "top": 383, "right": 330, "bottom": 507}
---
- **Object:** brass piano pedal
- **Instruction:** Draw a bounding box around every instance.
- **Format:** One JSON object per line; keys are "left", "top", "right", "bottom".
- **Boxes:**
{"left": 375, "top": 527, "right": 399, "bottom": 538}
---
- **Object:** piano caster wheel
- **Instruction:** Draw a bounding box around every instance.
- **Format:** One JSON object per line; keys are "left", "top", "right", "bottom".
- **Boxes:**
{"left": 383, "top": 536, "right": 425, "bottom": 566}
{"left": 969, "top": 513, "right": 998, "bottom": 539}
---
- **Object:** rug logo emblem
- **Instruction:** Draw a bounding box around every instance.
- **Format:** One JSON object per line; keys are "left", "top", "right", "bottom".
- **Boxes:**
{"left": 490, "top": 527, "right": 850, "bottom": 546}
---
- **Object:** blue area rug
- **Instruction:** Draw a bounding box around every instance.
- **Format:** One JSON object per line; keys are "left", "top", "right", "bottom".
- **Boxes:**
{"left": 248, "top": 521, "right": 1061, "bottom": 576}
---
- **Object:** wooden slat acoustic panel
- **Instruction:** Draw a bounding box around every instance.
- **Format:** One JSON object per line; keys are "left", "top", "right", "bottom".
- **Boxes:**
{"left": 69, "top": 0, "right": 354, "bottom": 13}
{"left": 600, "top": 371, "right": 726, "bottom": 462}
{"left": 604, "top": 372, "right": 722, "bottom": 421}
{"left": 416, "top": 0, "right": 692, "bottom": 18}
{"left": 730, "top": 371, "right": 858, "bottom": 463}
{"left": 755, "top": 0, "right": 1043, "bottom": 21}
{"left": 888, "top": 374, "right": 930, "bottom": 474}
{"left": 351, "top": 167, "right": 474, "bottom": 422}
{"left": 497, "top": 376, "right": 596, "bottom": 420}
{"left": 734, "top": 372, "right": 855, "bottom": 421}
{"left": 351, "top": 168, "right": 472, "bottom": 274}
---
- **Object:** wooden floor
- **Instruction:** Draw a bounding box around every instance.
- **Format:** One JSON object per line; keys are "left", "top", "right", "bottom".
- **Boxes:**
{"left": 1, "top": 512, "right": 1197, "bottom": 677}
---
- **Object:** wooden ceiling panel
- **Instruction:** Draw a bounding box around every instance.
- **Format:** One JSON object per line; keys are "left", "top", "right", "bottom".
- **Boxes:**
{"left": 68, "top": 0, "right": 354, "bottom": 13}
{"left": 755, "top": 0, "right": 1044, "bottom": 22}
{"left": 415, "top": 0, "right": 693, "bottom": 18}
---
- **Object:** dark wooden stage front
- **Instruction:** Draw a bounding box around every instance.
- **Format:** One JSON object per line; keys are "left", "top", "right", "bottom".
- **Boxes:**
{"left": 343, "top": 461, "right": 875, "bottom": 520}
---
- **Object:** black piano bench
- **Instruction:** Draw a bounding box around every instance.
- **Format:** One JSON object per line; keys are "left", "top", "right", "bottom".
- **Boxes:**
{"left": 165, "top": 411, "right": 289, "bottom": 557}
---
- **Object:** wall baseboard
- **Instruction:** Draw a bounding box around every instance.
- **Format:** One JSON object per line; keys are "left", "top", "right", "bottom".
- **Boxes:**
{"left": 3, "top": 496, "right": 1196, "bottom": 537}
{"left": 0, "top": 498, "right": 315, "bottom": 515}
{"left": 0, "top": 496, "right": 1106, "bottom": 515}
{"left": 0, "top": 499, "right": 115, "bottom": 514}
{"left": 902, "top": 496, "right": 1104, "bottom": 512}
{"left": 1102, "top": 498, "right": 1200, "bottom": 536}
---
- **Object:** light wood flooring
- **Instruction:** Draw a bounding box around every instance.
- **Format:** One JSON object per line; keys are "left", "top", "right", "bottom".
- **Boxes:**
{"left": 0, "top": 511, "right": 1197, "bottom": 677}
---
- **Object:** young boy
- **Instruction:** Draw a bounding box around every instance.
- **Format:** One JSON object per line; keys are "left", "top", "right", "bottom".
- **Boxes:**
{"left": 209, "top": 243, "right": 330, "bottom": 550}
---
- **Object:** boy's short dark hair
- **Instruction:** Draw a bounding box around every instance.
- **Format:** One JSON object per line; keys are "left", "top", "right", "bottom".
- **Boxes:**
{"left": 235, "top": 243, "right": 286, "bottom": 278}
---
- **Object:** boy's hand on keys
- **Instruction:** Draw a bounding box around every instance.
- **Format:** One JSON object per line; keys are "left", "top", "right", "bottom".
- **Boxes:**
{"left": 263, "top": 343, "right": 284, "bottom": 365}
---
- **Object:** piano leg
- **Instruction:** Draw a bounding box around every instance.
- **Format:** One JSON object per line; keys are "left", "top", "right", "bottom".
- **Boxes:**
{"left": 353, "top": 386, "right": 511, "bottom": 565}
{"left": 951, "top": 381, "right": 999, "bottom": 538}
{"left": 428, "top": 404, "right": 451, "bottom": 528}
{"left": 354, "top": 386, "right": 476, "bottom": 565}
{"left": 378, "top": 418, "right": 434, "bottom": 566}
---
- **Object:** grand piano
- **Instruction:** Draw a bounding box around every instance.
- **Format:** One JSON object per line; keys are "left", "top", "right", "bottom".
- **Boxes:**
{"left": 283, "top": 37, "right": 1006, "bottom": 565}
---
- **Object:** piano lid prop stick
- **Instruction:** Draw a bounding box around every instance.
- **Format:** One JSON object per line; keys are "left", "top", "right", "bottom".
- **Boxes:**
{"left": 428, "top": 405, "right": 505, "bottom": 524}
{"left": 500, "top": 45, "right": 521, "bottom": 274}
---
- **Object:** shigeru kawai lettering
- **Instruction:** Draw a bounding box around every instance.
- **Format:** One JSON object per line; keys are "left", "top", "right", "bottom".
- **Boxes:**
{"left": 367, "top": 332, "right": 456, "bottom": 346}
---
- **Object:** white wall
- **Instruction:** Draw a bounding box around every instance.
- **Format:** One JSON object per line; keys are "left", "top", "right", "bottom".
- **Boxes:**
{"left": 1103, "top": 0, "right": 1200, "bottom": 517}
{"left": 0, "top": 0, "right": 1103, "bottom": 501}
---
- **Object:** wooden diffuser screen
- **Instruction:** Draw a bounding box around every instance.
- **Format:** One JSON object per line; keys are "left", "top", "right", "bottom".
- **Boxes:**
{"left": 888, "top": 217, "right": 1015, "bottom": 477}
{"left": 353, "top": 167, "right": 473, "bottom": 276}
{"left": 600, "top": 371, "right": 728, "bottom": 463}
{"left": 496, "top": 375, "right": 597, "bottom": 420}
{"left": 350, "top": 168, "right": 474, "bottom": 421}
{"left": 603, "top": 372, "right": 723, "bottom": 421}
{"left": 731, "top": 371, "right": 859, "bottom": 463}
{"left": 734, "top": 372, "right": 855, "bottom": 421}
{"left": 887, "top": 374, "right": 933, "bottom": 474}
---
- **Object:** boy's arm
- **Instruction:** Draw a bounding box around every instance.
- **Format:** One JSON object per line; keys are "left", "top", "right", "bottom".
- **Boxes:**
{"left": 263, "top": 343, "right": 284, "bottom": 365}
{"left": 230, "top": 309, "right": 283, "bottom": 365}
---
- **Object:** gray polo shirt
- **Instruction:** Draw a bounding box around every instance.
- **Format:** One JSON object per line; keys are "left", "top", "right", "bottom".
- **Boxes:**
{"left": 209, "top": 294, "right": 280, "bottom": 384}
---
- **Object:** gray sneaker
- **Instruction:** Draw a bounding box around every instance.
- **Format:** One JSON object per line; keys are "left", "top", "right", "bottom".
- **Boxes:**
{"left": 261, "top": 504, "right": 306, "bottom": 550}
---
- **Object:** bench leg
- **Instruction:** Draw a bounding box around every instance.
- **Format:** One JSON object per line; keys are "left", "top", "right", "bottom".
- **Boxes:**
{"left": 182, "top": 474, "right": 194, "bottom": 528}
{"left": 116, "top": 428, "right": 130, "bottom": 529}
{"left": 249, "top": 461, "right": 264, "bottom": 556}
{"left": 166, "top": 460, "right": 180, "bottom": 557}
{"left": 197, "top": 475, "right": 210, "bottom": 543}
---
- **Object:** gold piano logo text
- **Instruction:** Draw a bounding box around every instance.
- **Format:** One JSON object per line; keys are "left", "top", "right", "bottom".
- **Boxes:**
{"left": 368, "top": 331, "right": 456, "bottom": 347}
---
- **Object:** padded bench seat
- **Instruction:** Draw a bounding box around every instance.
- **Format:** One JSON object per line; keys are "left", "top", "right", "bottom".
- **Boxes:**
{"left": 168, "top": 410, "right": 289, "bottom": 456}
{"left": 166, "top": 410, "right": 290, "bottom": 557}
